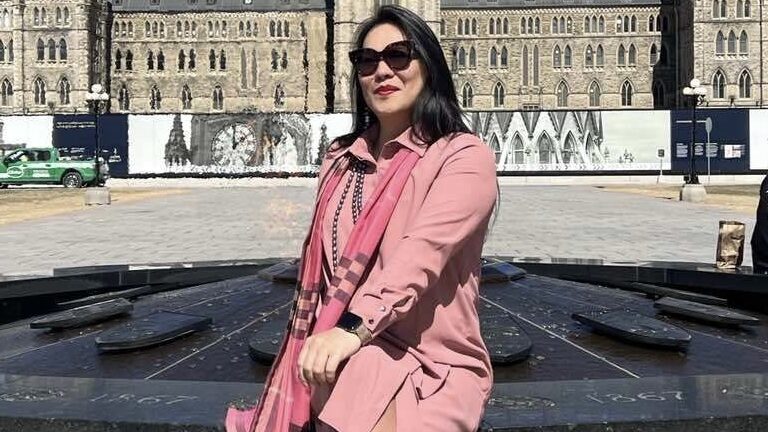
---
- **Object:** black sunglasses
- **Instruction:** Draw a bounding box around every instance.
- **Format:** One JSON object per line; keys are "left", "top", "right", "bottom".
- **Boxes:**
{"left": 348, "top": 40, "right": 417, "bottom": 77}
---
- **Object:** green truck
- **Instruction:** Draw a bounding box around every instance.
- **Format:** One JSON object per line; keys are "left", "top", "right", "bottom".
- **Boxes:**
{"left": 0, "top": 147, "right": 109, "bottom": 188}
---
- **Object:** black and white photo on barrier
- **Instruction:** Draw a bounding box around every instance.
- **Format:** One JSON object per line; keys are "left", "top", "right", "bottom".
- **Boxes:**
{"left": 0, "top": 116, "right": 53, "bottom": 150}
{"left": 127, "top": 113, "right": 335, "bottom": 175}
{"left": 466, "top": 110, "right": 671, "bottom": 172}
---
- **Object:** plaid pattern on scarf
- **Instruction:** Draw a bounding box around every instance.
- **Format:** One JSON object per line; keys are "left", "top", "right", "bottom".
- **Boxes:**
{"left": 225, "top": 147, "right": 420, "bottom": 432}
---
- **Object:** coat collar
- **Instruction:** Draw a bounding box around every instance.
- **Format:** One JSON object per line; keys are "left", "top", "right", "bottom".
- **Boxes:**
{"left": 326, "top": 123, "right": 428, "bottom": 165}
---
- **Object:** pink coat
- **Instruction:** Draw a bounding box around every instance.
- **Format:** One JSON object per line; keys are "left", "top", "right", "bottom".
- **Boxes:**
{"left": 311, "top": 124, "right": 497, "bottom": 432}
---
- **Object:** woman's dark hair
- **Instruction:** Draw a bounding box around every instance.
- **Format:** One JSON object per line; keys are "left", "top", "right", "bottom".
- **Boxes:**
{"left": 335, "top": 4, "right": 470, "bottom": 148}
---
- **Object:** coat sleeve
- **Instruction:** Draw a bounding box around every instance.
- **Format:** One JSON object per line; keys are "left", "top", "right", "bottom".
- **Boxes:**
{"left": 347, "top": 134, "right": 498, "bottom": 338}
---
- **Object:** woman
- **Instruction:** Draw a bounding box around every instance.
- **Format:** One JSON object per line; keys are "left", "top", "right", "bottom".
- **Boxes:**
{"left": 226, "top": 5, "right": 498, "bottom": 432}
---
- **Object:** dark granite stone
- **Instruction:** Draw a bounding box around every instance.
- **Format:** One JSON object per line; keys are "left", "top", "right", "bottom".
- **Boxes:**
{"left": 248, "top": 305, "right": 291, "bottom": 365}
{"left": 630, "top": 282, "right": 729, "bottom": 305}
{"left": 572, "top": 309, "right": 692, "bottom": 349}
{"left": 57, "top": 285, "right": 154, "bottom": 308}
{"left": 481, "top": 258, "right": 527, "bottom": 283}
{"left": 95, "top": 311, "right": 212, "bottom": 353}
{"left": 478, "top": 303, "right": 532, "bottom": 365}
{"left": 654, "top": 297, "right": 761, "bottom": 326}
{"left": 257, "top": 259, "right": 299, "bottom": 284}
{"left": 30, "top": 298, "right": 133, "bottom": 330}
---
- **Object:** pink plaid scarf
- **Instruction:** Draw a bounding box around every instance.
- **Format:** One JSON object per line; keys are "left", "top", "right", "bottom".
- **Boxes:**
{"left": 225, "top": 146, "right": 420, "bottom": 432}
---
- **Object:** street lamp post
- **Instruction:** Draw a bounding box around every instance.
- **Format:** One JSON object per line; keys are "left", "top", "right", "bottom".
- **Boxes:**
{"left": 680, "top": 78, "right": 708, "bottom": 202}
{"left": 84, "top": 83, "right": 111, "bottom": 205}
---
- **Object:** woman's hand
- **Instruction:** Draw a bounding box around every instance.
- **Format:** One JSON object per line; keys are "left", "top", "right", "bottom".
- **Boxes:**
{"left": 297, "top": 327, "right": 362, "bottom": 387}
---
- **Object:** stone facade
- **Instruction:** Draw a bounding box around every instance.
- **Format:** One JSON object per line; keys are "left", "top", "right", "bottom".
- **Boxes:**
{"left": 691, "top": 0, "right": 763, "bottom": 108}
{"left": 0, "top": 0, "right": 107, "bottom": 114}
{"left": 0, "top": 0, "right": 763, "bottom": 113}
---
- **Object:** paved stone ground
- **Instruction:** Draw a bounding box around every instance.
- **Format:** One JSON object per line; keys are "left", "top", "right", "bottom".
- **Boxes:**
{"left": 0, "top": 185, "right": 757, "bottom": 275}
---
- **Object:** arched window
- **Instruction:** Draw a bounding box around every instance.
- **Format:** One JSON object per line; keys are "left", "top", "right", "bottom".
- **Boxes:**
{"left": 721, "top": 0, "right": 727, "bottom": 18}
{"left": 489, "top": 17, "right": 495, "bottom": 35}
{"left": 178, "top": 21, "right": 183, "bottom": 37}
{"left": 63, "top": 7, "right": 69, "bottom": 25}
{"left": 534, "top": 17, "right": 540, "bottom": 33}
{"left": 648, "top": 15, "right": 655, "bottom": 31}
{"left": 47, "top": 38, "right": 55, "bottom": 61}
{"left": 519, "top": 17, "right": 526, "bottom": 34}
{"left": 522, "top": 46, "right": 529, "bottom": 85}
{"left": 591, "top": 16, "right": 597, "bottom": 32}
{"left": 489, "top": 47, "right": 497, "bottom": 68}
{"left": 461, "top": 83, "right": 473, "bottom": 108}
{"left": 59, "top": 38, "right": 67, "bottom": 61}
{"left": 553, "top": 45, "right": 561, "bottom": 68}
{"left": 33, "top": 77, "right": 45, "bottom": 105}
{"left": 618, "top": 44, "right": 626, "bottom": 65}
{"left": 115, "top": 49, "right": 122, "bottom": 70}
{"left": 596, "top": 45, "right": 604, "bottom": 66}
{"left": 157, "top": 50, "right": 165, "bottom": 70}
{"left": 209, "top": 49, "right": 216, "bottom": 70}
{"left": 737, "top": 0, "right": 744, "bottom": 17}
{"left": 33, "top": 7, "right": 39, "bottom": 26}
{"left": 1, "top": 79, "right": 12, "bottom": 106}
{"left": 188, "top": 49, "right": 196, "bottom": 69}
{"left": 126, "top": 50, "right": 133, "bottom": 70}
{"left": 621, "top": 80, "right": 633, "bottom": 106}
{"left": 181, "top": 85, "right": 192, "bottom": 109}
{"left": 471, "top": 18, "right": 477, "bottom": 34}
{"left": 740, "top": 30, "right": 749, "bottom": 54}
{"left": 728, "top": 30, "right": 737, "bottom": 53}
{"left": 713, "top": 70, "right": 726, "bottom": 99}
{"left": 489, "top": 136, "right": 501, "bottom": 164}
{"left": 56, "top": 7, "right": 61, "bottom": 25}
{"left": 274, "top": 84, "right": 285, "bottom": 108}
{"left": 457, "top": 47, "right": 466, "bottom": 68}
{"left": 714, "top": 0, "right": 722, "bottom": 17}
{"left": 500, "top": 46, "right": 508, "bottom": 67}
{"left": 623, "top": 15, "right": 630, "bottom": 32}
{"left": 512, "top": 135, "right": 525, "bottom": 164}
{"left": 563, "top": 135, "right": 576, "bottom": 164}
{"left": 178, "top": 50, "right": 186, "bottom": 70}
{"left": 7, "top": 39, "right": 11, "bottom": 63}
{"left": 716, "top": 31, "right": 725, "bottom": 54}
{"left": 745, "top": 0, "right": 751, "bottom": 17}
{"left": 588, "top": 80, "right": 601, "bottom": 107}
{"left": 556, "top": 80, "right": 569, "bottom": 107}
{"left": 270, "top": 20, "right": 276, "bottom": 37}
{"left": 493, "top": 82, "right": 504, "bottom": 107}
{"left": 739, "top": 69, "right": 752, "bottom": 98}
{"left": 551, "top": 17, "right": 558, "bottom": 33}
{"left": 527, "top": 17, "right": 533, "bottom": 33}
{"left": 58, "top": 77, "right": 70, "bottom": 104}
{"left": 533, "top": 45, "right": 539, "bottom": 85}
{"left": 219, "top": 50, "right": 226, "bottom": 70}
{"left": 559, "top": 16, "right": 565, "bottom": 33}
{"left": 584, "top": 16, "right": 590, "bottom": 33}
{"left": 118, "top": 84, "right": 129, "bottom": 110}
{"left": 469, "top": 47, "right": 476, "bottom": 68}
{"left": 564, "top": 45, "right": 572, "bottom": 67}
{"left": 585, "top": 45, "right": 594, "bottom": 67}
{"left": 147, "top": 50, "right": 154, "bottom": 70}
{"left": 0, "top": 41, "right": 5, "bottom": 63}
{"left": 503, "top": 17, "right": 509, "bottom": 34}
{"left": 149, "top": 85, "right": 161, "bottom": 110}
{"left": 650, "top": 44, "right": 658, "bottom": 65}
{"left": 631, "top": 15, "right": 637, "bottom": 32}
{"left": 628, "top": 44, "right": 636, "bottom": 65}
{"left": 212, "top": 85, "right": 224, "bottom": 110}
{"left": 598, "top": 16, "right": 605, "bottom": 33}
{"left": 538, "top": 134, "right": 554, "bottom": 164}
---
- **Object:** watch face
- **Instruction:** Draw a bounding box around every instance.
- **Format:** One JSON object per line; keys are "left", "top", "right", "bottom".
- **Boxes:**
{"left": 211, "top": 122, "right": 258, "bottom": 167}
{"left": 337, "top": 312, "right": 363, "bottom": 330}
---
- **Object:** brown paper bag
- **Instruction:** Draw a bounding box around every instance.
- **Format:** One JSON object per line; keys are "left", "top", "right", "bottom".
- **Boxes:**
{"left": 716, "top": 220, "right": 745, "bottom": 269}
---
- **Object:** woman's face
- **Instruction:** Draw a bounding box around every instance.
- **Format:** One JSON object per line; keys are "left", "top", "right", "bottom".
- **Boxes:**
{"left": 357, "top": 23, "right": 426, "bottom": 124}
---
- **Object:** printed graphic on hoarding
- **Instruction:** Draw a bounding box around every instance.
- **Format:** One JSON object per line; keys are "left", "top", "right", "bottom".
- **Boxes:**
{"left": 749, "top": 110, "right": 768, "bottom": 170}
{"left": 671, "top": 109, "right": 749, "bottom": 175}
{"left": 128, "top": 113, "right": 353, "bottom": 175}
{"left": 468, "top": 110, "right": 671, "bottom": 171}
{"left": 53, "top": 114, "right": 130, "bottom": 176}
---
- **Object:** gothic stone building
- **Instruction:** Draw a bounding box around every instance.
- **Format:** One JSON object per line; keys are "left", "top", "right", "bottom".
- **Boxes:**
{"left": 0, "top": 0, "right": 763, "bottom": 113}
